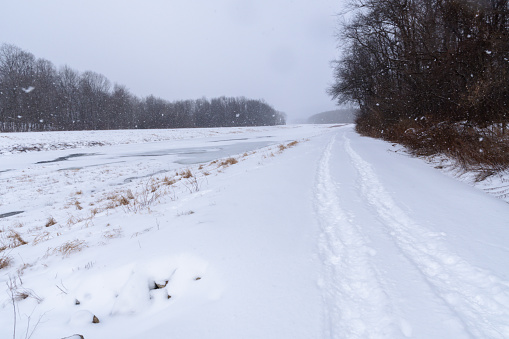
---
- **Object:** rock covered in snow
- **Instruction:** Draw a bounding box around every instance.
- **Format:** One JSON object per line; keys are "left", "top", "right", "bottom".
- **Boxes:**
{"left": 69, "top": 310, "right": 100, "bottom": 325}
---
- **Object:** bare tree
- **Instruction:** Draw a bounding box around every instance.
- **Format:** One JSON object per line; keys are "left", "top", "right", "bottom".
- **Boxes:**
{"left": 330, "top": 0, "right": 509, "bottom": 132}
{"left": 0, "top": 44, "right": 285, "bottom": 132}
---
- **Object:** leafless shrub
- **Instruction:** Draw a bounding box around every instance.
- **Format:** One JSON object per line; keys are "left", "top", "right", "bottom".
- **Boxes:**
{"left": 14, "top": 288, "right": 42, "bottom": 303}
{"left": 120, "top": 182, "right": 161, "bottom": 213}
{"left": 366, "top": 119, "right": 509, "bottom": 177}
{"left": 7, "top": 276, "right": 45, "bottom": 339}
{"left": 183, "top": 176, "right": 200, "bottom": 193}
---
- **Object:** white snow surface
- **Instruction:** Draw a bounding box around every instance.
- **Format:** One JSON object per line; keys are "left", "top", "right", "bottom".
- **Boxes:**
{"left": 1, "top": 124, "right": 508, "bottom": 338}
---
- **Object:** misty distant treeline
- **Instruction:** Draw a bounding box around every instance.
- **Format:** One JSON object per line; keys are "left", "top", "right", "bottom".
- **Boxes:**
{"left": 0, "top": 44, "right": 286, "bottom": 132}
{"left": 307, "top": 108, "right": 357, "bottom": 124}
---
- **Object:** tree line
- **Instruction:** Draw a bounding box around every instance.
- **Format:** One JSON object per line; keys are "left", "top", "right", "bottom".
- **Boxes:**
{"left": 329, "top": 0, "right": 509, "bottom": 133}
{"left": 0, "top": 44, "right": 286, "bottom": 132}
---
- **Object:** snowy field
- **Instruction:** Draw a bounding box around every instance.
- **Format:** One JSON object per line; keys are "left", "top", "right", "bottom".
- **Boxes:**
{"left": 1, "top": 124, "right": 509, "bottom": 338}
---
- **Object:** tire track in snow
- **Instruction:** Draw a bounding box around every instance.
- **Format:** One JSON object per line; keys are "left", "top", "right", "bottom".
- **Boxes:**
{"left": 315, "top": 134, "right": 397, "bottom": 338}
{"left": 344, "top": 134, "right": 509, "bottom": 338}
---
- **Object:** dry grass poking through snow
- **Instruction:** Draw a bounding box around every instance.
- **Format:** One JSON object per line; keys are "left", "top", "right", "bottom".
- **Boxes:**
{"left": 162, "top": 176, "right": 177, "bottom": 186}
{"left": 0, "top": 253, "right": 12, "bottom": 269}
{"left": 117, "top": 181, "right": 163, "bottom": 213}
{"left": 218, "top": 157, "right": 238, "bottom": 167}
{"left": 103, "top": 227, "right": 123, "bottom": 239}
{"left": 180, "top": 169, "right": 193, "bottom": 179}
{"left": 51, "top": 239, "right": 87, "bottom": 258}
{"left": 45, "top": 217, "right": 57, "bottom": 227}
{"left": 6, "top": 230, "right": 27, "bottom": 248}
{"left": 260, "top": 140, "right": 303, "bottom": 160}
{"left": 3, "top": 145, "right": 288, "bottom": 265}
{"left": 1, "top": 230, "right": 28, "bottom": 252}
{"left": 32, "top": 231, "right": 51, "bottom": 245}
{"left": 0, "top": 129, "right": 315, "bottom": 296}
{"left": 278, "top": 140, "right": 299, "bottom": 152}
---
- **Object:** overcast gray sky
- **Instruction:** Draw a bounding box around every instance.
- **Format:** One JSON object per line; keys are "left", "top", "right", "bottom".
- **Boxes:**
{"left": 1, "top": 0, "right": 343, "bottom": 122}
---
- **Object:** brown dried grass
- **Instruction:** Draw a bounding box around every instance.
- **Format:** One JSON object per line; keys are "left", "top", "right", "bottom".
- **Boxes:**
{"left": 0, "top": 254, "right": 12, "bottom": 269}
{"left": 45, "top": 217, "right": 57, "bottom": 227}
{"left": 6, "top": 230, "right": 27, "bottom": 248}
{"left": 162, "top": 176, "right": 177, "bottom": 186}
{"left": 180, "top": 169, "right": 193, "bottom": 178}
{"left": 357, "top": 118, "right": 509, "bottom": 178}
{"left": 53, "top": 239, "right": 87, "bottom": 257}
{"left": 218, "top": 157, "right": 238, "bottom": 167}
{"left": 74, "top": 201, "right": 83, "bottom": 210}
{"left": 33, "top": 231, "right": 51, "bottom": 245}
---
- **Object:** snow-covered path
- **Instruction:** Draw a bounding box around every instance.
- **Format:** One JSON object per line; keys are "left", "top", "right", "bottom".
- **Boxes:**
{"left": 317, "top": 127, "right": 509, "bottom": 338}
{"left": 344, "top": 134, "right": 509, "bottom": 338}
{"left": 315, "top": 134, "right": 397, "bottom": 338}
{"left": 1, "top": 125, "right": 508, "bottom": 338}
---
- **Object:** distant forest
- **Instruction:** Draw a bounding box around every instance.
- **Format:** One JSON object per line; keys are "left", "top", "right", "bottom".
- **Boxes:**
{"left": 0, "top": 44, "right": 286, "bottom": 132}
